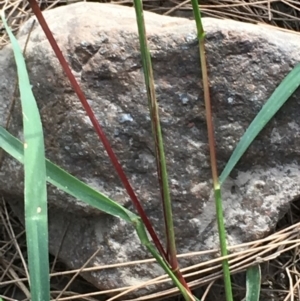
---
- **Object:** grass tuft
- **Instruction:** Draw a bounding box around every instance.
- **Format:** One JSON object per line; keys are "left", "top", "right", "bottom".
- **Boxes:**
{"left": 0, "top": 10, "right": 50, "bottom": 301}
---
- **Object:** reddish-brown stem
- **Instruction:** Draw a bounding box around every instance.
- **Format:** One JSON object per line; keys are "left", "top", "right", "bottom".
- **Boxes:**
{"left": 27, "top": 0, "right": 167, "bottom": 261}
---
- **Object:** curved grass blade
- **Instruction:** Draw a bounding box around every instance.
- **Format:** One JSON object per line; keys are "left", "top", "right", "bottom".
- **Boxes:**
{"left": 1, "top": 11, "right": 49, "bottom": 301}
{"left": 219, "top": 64, "right": 300, "bottom": 185}
{"left": 246, "top": 265, "right": 261, "bottom": 301}
{"left": 0, "top": 127, "right": 194, "bottom": 299}
{"left": 0, "top": 127, "right": 135, "bottom": 222}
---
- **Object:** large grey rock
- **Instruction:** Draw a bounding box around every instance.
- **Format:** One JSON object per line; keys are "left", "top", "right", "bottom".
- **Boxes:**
{"left": 1, "top": 2, "right": 300, "bottom": 296}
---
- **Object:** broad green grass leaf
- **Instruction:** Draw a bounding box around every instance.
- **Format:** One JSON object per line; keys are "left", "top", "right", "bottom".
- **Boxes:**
{"left": 246, "top": 265, "right": 261, "bottom": 301}
{"left": 0, "top": 127, "right": 136, "bottom": 222}
{"left": 219, "top": 64, "right": 300, "bottom": 185}
{"left": 0, "top": 127, "right": 195, "bottom": 299}
{"left": 1, "top": 11, "right": 50, "bottom": 301}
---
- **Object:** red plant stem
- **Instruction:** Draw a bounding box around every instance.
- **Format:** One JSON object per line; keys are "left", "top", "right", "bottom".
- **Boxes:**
{"left": 27, "top": 0, "right": 167, "bottom": 261}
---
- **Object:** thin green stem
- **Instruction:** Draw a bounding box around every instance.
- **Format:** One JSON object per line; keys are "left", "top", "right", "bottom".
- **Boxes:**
{"left": 190, "top": 0, "right": 205, "bottom": 40}
{"left": 133, "top": 0, "right": 190, "bottom": 294}
{"left": 199, "top": 26, "right": 233, "bottom": 301}
{"left": 190, "top": 1, "right": 233, "bottom": 301}
{"left": 133, "top": 218, "right": 195, "bottom": 301}
{"left": 214, "top": 186, "right": 233, "bottom": 301}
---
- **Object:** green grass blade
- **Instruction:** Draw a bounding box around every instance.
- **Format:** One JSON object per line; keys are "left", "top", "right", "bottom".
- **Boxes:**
{"left": 133, "top": 2, "right": 190, "bottom": 293}
{"left": 190, "top": 0, "right": 233, "bottom": 300}
{"left": 0, "top": 127, "right": 136, "bottom": 222}
{"left": 133, "top": 219, "right": 195, "bottom": 301}
{"left": 0, "top": 126, "right": 194, "bottom": 299}
{"left": 190, "top": 0, "right": 205, "bottom": 40}
{"left": 1, "top": 11, "right": 49, "bottom": 301}
{"left": 214, "top": 186, "right": 232, "bottom": 301}
{"left": 219, "top": 64, "right": 300, "bottom": 185}
{"left": 133, "top": 0, "right": 175, "bottom": 263}
{"left": 246, "top": 265, "right": 261, "bottom": 301}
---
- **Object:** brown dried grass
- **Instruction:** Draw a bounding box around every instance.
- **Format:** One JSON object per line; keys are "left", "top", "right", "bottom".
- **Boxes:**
{"left": 1, "top": 196, "right": 300, "bottom": 301}
{"left": 0, "top": 0, "right": 300, "bottom": 49}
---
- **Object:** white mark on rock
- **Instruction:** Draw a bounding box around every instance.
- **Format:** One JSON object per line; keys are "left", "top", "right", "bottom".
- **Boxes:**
{"left": 119, "top": 113, "right": 133, "bottom": 123}
{"left": 185, "top": 33, "right": 197, "bottom": 43}
{"left": 83, "top": 116, "right": 93, "bottom": 127}
{"left": 171, "top": 178, "right": 179, "bottom": 186}
{"left": 186, "top": 138, "right": 202, "bottom": 149}
{"left": 227, "top": 97, "right": 234, "bottom": 104}
{"left": 87, "top": 99, "right": 94, "bottom": 106}
{"left": 288, "top": 121, "right": 300, "bottom": 131}
{"left": 270, "top": 128, "right": 282, "bottom": 144}
{"left": 191, "top": 182, "right": 205, "bottom": 194}
{"left": 180, "top": 93, "right": 189, "bottom": 105}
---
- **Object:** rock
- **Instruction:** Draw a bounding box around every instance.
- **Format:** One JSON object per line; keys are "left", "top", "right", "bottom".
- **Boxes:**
{"left": 1, "top": 2, "right": 300, "bottom": 297}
